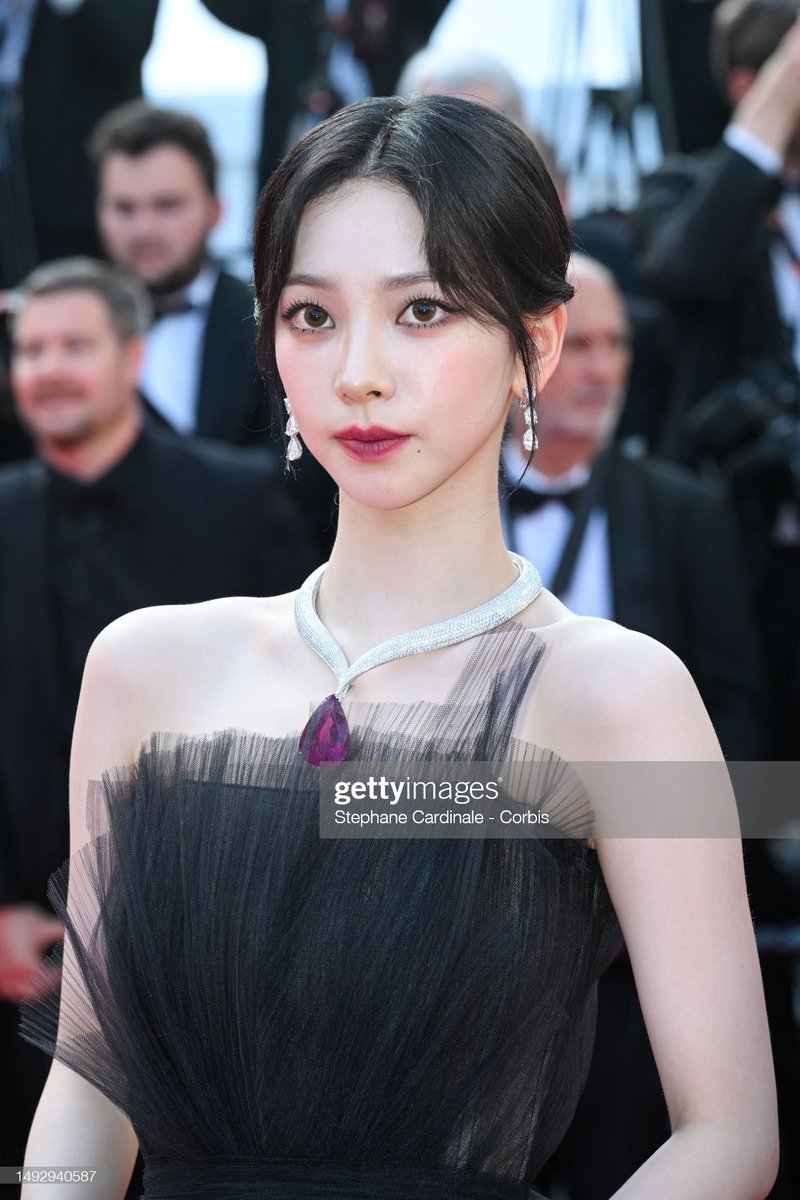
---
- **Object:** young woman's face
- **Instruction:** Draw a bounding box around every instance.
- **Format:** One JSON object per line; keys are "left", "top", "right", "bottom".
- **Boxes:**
{"left": 274, "top": 179, "right": 523, "bottom": 512}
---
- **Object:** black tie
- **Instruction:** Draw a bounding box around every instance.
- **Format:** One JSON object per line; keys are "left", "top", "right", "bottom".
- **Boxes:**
{"left": 506, "top": 485, "right": 585, "bottom": 518}
{"left": 150, "top": 298, "right": 205, "bottom": 323}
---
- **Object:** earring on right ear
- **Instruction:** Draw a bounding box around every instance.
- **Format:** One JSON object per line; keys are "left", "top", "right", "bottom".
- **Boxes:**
{"left": 284, "top": 396, "right": 303, "bottom": 463}
{"left": 520, "top": 385, "right": 538, "bottom": 453}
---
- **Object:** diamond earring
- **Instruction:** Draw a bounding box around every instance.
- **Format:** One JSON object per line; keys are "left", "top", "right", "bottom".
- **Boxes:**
{"left": 520, "top": 385, "right": 538, "bottom": 453}
{"left": 284, "top": 396, "right": 303, "bottom": 463}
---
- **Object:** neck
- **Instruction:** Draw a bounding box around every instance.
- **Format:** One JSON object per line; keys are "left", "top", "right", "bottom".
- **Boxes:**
{"left": 38, "top": 407, "right": 143, "bottom": 482}
{"left": 318, "top": 462, "right": 517, "bottom": 660}
{"left": 150, "top": 258, "right": 209, "bottom": 314}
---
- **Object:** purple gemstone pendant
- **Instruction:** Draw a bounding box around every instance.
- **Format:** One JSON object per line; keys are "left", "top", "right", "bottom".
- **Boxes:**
{"left": 298, "top": 694, "right": 351, "bottom": 765}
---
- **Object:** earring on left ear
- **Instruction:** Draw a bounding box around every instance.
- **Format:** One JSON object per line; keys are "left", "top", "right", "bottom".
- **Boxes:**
{"left": 520, "top": 385, "right": 538, "bottom": 453}
{"left": 284, "top": 396, "right": 303, "bottom": 463}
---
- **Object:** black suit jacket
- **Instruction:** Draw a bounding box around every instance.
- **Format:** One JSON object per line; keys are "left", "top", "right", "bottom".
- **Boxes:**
{"left": 0, "top": 424, "right": 318, "bottom": 909}
{"left": 198, "top": 0, "right": 325, "bottom": 182}
{"left": 505, "top": 444, "right": 765, "bottom": 761}
{"left": 632, "top": 142, "right": 799, "bottom": 456}
{"left": 20, "top": 0, "right": 158, "bottom": 267}
{"left": 196, "top": 270, "right": 273, "bottom": 445}
{"left": 146, "top": 268, "right": 341, "bottom": 561}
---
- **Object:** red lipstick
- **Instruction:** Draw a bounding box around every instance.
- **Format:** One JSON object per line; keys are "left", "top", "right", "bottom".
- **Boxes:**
{"left": 333, "top": 425, "right": 410, "bottom": 461}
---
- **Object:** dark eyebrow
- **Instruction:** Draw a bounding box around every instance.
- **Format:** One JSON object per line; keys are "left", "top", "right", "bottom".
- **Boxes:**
{"left": 283, "top": 272, "right": 437, "bottom": 292}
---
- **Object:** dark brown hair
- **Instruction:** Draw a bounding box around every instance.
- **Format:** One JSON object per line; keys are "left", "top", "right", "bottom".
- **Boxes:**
{"left": 88, "top": 101, "right": 217, "bottom": 194}
{"left": 253, "top": 94, "right": 573, "bottom": 411}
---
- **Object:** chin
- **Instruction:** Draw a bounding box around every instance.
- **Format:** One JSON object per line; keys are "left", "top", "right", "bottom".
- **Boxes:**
{"left": 37, "top": 419, "right": 94, "bottom": 448}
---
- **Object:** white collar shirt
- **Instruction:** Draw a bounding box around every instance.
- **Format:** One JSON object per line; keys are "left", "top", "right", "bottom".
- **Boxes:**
{"left": 501, "top": 444, "right": 613, "bottom": 620}
{"left": 139, "top": 263, "right": 219, "bottom": 435}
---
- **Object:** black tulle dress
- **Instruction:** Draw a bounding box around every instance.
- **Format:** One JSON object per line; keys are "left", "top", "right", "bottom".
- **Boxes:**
{"left": 20, "top": 623, "right": 623, "bottom": 1200}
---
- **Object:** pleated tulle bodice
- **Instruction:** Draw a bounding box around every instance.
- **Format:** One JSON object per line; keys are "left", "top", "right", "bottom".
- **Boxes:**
{"left": 20, "top": 623, "right": 622, "bottom": 1197}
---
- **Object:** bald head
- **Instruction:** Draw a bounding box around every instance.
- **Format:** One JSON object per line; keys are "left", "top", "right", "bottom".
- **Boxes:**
{"left": 568, "top": 252, "right": 618, "bottom": 292}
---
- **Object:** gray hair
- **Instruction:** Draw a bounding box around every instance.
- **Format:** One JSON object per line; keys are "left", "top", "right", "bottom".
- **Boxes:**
{"left": 396, "top": 49, "right": 526, "bottom": 127}
{"left": 16, "top": 257, "right": 152, "bottom": 339}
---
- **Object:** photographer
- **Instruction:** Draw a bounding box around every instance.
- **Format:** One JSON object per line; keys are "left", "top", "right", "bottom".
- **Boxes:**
{"left": 633, "top": 0, "right": 800, "bottom": 455}
{"left": 633, "top": 0, "right": 800, "bottom": 761}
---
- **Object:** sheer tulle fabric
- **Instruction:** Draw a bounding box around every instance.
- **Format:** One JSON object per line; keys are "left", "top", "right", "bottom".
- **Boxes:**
{"left": 20, "top": 624, "right": 622, "bottom": 1198}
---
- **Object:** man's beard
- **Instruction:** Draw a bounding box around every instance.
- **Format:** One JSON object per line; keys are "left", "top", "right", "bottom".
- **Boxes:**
{"left": 147, "top": 243, "right": 209, "bottom": 300}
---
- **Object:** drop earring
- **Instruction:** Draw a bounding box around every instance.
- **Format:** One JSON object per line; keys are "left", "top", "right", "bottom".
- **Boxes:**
{"left": 520, "top": 385, "right": 538, "bottom": 453}
{"left": 284, "top": 396, "right": 303, "bottom": 462}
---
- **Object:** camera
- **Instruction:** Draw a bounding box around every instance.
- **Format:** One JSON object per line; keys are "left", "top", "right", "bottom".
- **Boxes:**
{"left": 683, "top": 360, "right": 800, "bottom": 523}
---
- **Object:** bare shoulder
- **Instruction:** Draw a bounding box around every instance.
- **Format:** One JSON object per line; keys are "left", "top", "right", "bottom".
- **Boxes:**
{"left": 91, "top": 592, "right": 296, "bottom": 666}
{"left": 82, "top": 593, "right": 297, "bottom": 753}
{"left": 529, "top": 613, "right": 722, "bottom": 763}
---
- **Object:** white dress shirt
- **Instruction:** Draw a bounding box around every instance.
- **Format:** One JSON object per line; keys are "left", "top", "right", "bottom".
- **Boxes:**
{"left": 139, "top": 264, "right": 218, "bottom": 435}
{"left": 502, "top": 444, "right": 614, "bottom": 619}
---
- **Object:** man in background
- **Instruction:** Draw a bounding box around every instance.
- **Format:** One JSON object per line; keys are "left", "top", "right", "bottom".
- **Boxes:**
{"left": 504, "top": 254, "right": 798, "bottom": 1200}
{"left": 89, "top": 101, "right": 269, "bottom": 448}
{"left": 634, "top": 0, "right": 800, "bottom": 449}
{"left": 0, "top": 258, "right": 315, "bottom": 1175}
{"left": 634, "top": 0, "right": 800, "bottom": 766}
{"left": 89, "top": 100, "right": 338, "bottom": 555}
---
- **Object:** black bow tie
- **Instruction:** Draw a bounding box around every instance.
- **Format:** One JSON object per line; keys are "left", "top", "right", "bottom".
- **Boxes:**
{"left": 151, "top": 299, "right": 203, "bottom": 323}
{"left": 507, "top": 484, "right": 585, "bottom": 517}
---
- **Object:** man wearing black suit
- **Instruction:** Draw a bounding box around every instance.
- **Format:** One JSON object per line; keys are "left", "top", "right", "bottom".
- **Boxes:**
{"left": 0, "top": 0, "right": 158, "bottom": 286}
{"left": 88, "top": 101, "right": 271, "bottom": 448}
{"left": 633, "top": 0, "right": 800, "bottom": 457}
{"left": 89, "top": 101, "right": 340, "bottom": 559}
{"left": 633, "top": 0, "right": 800, "bottom": 779}
{"left": 0, "top": 258, "right": 316, "bottom": 1175}
{"left": 505, "top": 256, "right": 769, "bottom": 1200}
{"left": 504, "top": 255, "right": 764, "bottom": 762}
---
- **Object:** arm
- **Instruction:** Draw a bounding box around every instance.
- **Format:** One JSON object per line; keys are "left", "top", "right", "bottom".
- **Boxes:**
{"left": 634, "top": 19, "right": 800, "bottom": 308}
{"left": 22, "top": 626, "right": 144, "bottom": 1199}
{"left": 551, "top": 628, "right": 778, "bottom": 1199}
{"left": 633, "top": 147, "right": 780, "bottom": 305}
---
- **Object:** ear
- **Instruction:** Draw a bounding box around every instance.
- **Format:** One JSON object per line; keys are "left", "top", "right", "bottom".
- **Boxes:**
{"left": 209, "top": 195, "right": 224, "bottom": 230}
{"left": 512, "top": 303, "right": 567, "bottom": 398}
{"left": 121, "top": 336, "right": 145, "bottom": 389}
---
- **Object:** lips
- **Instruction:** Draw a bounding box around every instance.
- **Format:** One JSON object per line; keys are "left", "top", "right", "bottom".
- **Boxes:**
{"left": 333, "top": 425, "right": 411, "bottom": 462}
{"left": 33, "top": 391, "right": 84, "bottom": 403}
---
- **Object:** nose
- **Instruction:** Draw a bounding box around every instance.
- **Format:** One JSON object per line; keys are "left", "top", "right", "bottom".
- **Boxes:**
{"left": 334, "top": 326, "right": 395, "bottom": 406}
{"left": 585, "top": 344, "right": 618, "bottom": 387}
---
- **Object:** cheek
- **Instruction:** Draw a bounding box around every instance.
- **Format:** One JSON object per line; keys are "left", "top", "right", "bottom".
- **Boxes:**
{"left": 9, "top": 364, "right": 32, "bottom": 405}
{"left": 431, "top": 336, "right": 512, "bottom": 427}
{"left": 174, "top": 204, "right": 213, "bottom": 241}
{"left": 100, "top": 213, "right": 127, "bottom": 245}
{"left": 274, "top": 334, "right": 331, "bottom": 413}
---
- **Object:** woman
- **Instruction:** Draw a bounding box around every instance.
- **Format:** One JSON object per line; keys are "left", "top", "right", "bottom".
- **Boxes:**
{"left": 21, "top": 96, "right": 776, "bottom": 1199}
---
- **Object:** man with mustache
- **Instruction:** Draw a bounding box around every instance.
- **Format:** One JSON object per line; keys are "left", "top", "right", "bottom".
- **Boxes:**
{"left": 0, "top": 257, "right": 315, "bottom": 1175}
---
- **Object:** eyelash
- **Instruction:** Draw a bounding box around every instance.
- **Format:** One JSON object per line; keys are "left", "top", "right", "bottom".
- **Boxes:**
{"left": 279, "top": 294, "right": 460, "bottom": 332}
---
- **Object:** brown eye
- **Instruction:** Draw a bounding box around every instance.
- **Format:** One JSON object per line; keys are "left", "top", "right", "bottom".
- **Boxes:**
{"left": 410, "top": 300, "right": 437, "bottom": 323}
{"left": 302, "top": 305, "right": 329, "bottom": 328}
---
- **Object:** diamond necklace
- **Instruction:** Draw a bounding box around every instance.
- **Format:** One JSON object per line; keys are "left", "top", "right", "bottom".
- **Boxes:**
{"left": 295, "top": 553, "right": 543, "bottom": 765}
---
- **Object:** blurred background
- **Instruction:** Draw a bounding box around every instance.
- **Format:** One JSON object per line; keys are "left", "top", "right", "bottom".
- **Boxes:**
{"left": 0, "top": 3, "right": 799, "bottom": 1199}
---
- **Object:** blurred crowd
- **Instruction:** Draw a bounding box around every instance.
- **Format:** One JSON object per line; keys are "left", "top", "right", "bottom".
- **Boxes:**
{"left": 0, "top": 1, "right": 798, "bottom": 1198}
